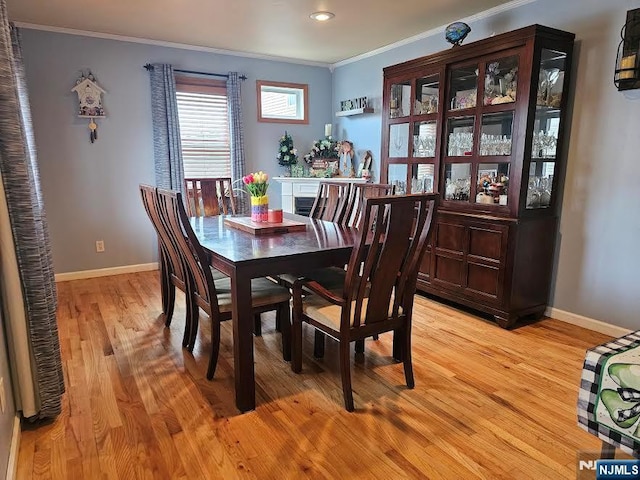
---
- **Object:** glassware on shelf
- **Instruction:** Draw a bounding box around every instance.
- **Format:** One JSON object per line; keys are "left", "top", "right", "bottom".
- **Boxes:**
{"left": 412, "top": 121, "right": 437, "bottom": 157}
{"left": 447, "top": 116, "right": 475, "bottom": 156}
{"left": 444, "top": 163, "right": 471, "bottom": 201}
{"left": 479, "top": 134, "right": 512, "bottom": 156}
{"left": 411, "top": 164, "right": 435, "bottom": 193}
{"left": 480, "top": 111, "right": 513, "bottom": 156}
{"left": 526, "top": 162, "right": 554, "bottom": 209}
{"left": 387, "top": 163, "right": 408, "bottom": 194}
{"left": 531, "top": 131, "right": 558, "bottom": 158}
{"left": 388, "top": 123, "right": 410, "bottom": 157}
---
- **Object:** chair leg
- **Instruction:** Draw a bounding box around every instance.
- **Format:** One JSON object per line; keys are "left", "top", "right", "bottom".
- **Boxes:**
{"left": 275, "top": 307, "right": 282, "bottom": 332}
{"left": 392, "top": 328, "right": 403, "bottom": 361}
{"left": 165, "top": 283, "right": 176, "bottom": 328}
{"left": 402, "top": 327, "right": 415, "bottom": 389}
{"left": 355, "top": 339, "right": 365, "bottom": 354}
{"left": 291, "top": 317, "right": 302, "bottom": 373}
{"left": 253, "top": 313, "right": 262, "bottom": 337}
{"left": 339, "top": 341, "right": 354, "bottom": 412}
{"left": 313, "top": 329, "right": 325, "bottom": 358}
{"left": 188, "top": 299, "right": 200, "bottom": 353}
{"left": 160, "top": 254, "right": 169, "bottom": 317}
{"left": 183, "top": 289, "right": 195, "bottom": 349}
{"left": 206, "top": 315, "right": 221, "bottom": 380}
{"left": 279, "top": 303, "right": 291, "bottom": 362}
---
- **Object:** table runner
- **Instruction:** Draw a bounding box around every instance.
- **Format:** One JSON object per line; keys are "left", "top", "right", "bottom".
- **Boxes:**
{"left": 578, "top": 330, "right": 640, "bottom": 457}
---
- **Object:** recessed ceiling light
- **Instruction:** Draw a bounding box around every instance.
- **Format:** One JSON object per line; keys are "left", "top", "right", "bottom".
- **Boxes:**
{"left": 310, "top": 11, "right": 335, "bottom": 22}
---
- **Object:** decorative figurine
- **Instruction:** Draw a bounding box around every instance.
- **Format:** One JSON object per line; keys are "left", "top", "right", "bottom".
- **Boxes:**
{"left": 338, "top": 140, "right": 355, "bottom": 177}
{"left": 72, "top": 70, "right": 106, "bottom": 143}
{"left": 445, "top": 22, "right": 471, "bottom": 46}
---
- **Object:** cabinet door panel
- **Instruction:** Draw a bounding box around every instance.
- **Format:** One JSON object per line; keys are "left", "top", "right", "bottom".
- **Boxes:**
{"left": 466, "top": 262, "right": 500, "bottom": 298}
{"left": 468, "top": 227, "right": 503, "bottom": 260}
{"left": 434, "top": 255, "right": 464, "bottom": 287}
{"left": 436, "top": 222, "right": 465, "bottom": 253}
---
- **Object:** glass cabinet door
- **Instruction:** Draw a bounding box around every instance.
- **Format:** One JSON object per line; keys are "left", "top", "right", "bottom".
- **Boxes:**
{"left": 412, "top": 121, "right": 437, "bottom": 157}
{"left": 480, "top": 112, "right": 513, "bottom": 156}
{"left": 387, "top": 163, "right": 408, "bottom": 194}
{"left": 483, "top": 55, "right": 518, "bottom": 106}
{"left": 415, "top": 74, "right": 439, "bottom": 114}
{"left": 389, "top": 80, "right": 411, "bottom": 118}
{"left": 444, "top": 163, "right": 471, "bottom": 202}
{"left": 449, "top": 65, "right": 478, "bottom": 111}
{"left": 411, "top": 164, "right": 435, "bottom": 193}
{"left": 527, "top": 48, "right": 567, "bottom": 209}
{"left": 447, "top": 116, "right": 475, "bottom": 157}
{"left": 388, "top": 123, "right": 410, "bottom": 158}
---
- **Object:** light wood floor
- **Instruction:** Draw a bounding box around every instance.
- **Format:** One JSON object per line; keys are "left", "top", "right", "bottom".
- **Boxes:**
{"left": 17, "top": 271, "right": 612, "bottom": 479}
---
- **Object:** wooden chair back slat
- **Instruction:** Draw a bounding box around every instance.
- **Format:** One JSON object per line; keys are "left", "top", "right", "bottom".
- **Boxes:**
{"left": 342, "top": 194, "right": 438, "bottom": 329}
{"left": 157, "top": 188, "right": 221, "bottom": 318}
{"left": 310, "top": 181, "right": 351, "bottom": 222}
{"left": 140, "top": 184, "right": 186, "bottom": 282}
{"left": 184, "top": 177, "right": 237, "bottom": 217}
{"left": 343, "top": 183, "right": 394, "bottom": 228}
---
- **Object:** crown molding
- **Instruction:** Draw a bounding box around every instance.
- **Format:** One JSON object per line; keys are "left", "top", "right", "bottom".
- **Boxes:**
{"left": 14, "top": 22, "right": 333, "bottom": 69}
{"left": 331, "top": 0, "right": 539, "bottom": 68}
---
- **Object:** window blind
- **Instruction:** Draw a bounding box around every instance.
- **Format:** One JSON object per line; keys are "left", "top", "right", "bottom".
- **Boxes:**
{"left": 175, "top": 80, "right": 231, "bottom": 178}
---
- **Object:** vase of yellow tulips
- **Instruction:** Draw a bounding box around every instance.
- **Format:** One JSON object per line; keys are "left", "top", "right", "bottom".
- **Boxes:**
{"left": 243, "top": 171, "right": 269, "bottom": 222}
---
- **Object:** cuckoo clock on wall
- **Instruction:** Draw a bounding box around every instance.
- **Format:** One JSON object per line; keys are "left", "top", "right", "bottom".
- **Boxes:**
{"left": 71, "top": 71, "right": 106, "bottom": 143}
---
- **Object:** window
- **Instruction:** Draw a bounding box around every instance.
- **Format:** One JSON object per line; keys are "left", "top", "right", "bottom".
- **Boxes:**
{"left": 175, "top": 76, "right": 231, "bottom": 178}
{"left": 256, "top": 80, "right": 308, "bottom": 124}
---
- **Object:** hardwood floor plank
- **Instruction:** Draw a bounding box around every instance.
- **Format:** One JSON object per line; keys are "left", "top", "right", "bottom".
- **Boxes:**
{"left": 17, "top": 271, "right": 613, "bottom": 479}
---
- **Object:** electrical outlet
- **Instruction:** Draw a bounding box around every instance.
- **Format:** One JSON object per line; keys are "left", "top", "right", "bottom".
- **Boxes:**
{"left": 0, "top": 377, "right": 5, "bottom": 414}
{"left": 96, "top": 240, "right": 105, "bottom": 253}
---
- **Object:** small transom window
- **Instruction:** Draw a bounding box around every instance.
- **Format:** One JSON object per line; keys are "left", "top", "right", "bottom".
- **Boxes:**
{"left": 256, "top": 80, "right": 308, "bottom": 124}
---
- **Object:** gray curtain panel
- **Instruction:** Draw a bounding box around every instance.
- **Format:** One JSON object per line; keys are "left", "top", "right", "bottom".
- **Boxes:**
{"left": 149, "top": 64, "right": 185, "bottom": 196}
{"left": 226, "top": 72, "right": 247, "bottom": 213}
{"left": 0, "top": 21, "right": 63, "bottom": 420}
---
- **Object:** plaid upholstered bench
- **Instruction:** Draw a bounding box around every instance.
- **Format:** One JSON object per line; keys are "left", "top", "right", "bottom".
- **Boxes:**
{"left": 578, "top": 330, "right": 640, "bottom": 458}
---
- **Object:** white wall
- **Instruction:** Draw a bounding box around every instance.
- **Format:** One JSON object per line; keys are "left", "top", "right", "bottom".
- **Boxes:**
{"left": 332, "top": 0, "right": 640, "bottom": 330}
{"left": 20, "top": 29, "right": 332, "bottom": 274}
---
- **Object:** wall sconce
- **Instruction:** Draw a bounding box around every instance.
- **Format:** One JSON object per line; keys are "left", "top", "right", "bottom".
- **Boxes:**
{"left": 615, "top": 8, "right": 640, "bottom": 91}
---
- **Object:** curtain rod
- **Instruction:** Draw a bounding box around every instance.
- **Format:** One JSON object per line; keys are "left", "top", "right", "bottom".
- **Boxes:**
{"left": 143, "top": 64, "right": 247, "bottom": 80}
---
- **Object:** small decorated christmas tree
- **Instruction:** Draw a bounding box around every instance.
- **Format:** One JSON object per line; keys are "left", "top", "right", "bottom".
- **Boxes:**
{"left": 277, "top": 131, "right": 298, "bottom": 172}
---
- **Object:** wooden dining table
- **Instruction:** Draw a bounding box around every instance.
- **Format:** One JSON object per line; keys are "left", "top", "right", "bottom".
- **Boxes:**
{"left": 189, "top": 213, "right": 361, "bottom": 412}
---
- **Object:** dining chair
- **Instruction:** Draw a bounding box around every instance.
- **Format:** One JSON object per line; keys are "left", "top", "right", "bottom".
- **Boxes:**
{"left": 343, "top": 182, "right": 395, "bottom": 228}
{"left": 140, "top": 184, "right": 194, "bottom": 347}
{"left": 184, "top": 177, "right": 237, "bottom": 217}
{"left": 278, "top": 182, "right": 396, "bottom": 307}
{"left": 290, "top": 193, "right": 438, "bottom": 411}
{"left": 157, "top": 187, "right": 292, "bottom": 379}
{"left": 309, "top": 181, "right": 351, "bottom": 222}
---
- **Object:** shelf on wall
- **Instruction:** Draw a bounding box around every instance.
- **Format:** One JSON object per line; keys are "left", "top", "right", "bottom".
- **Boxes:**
{"left": 335, "top": 107, "right": 374, "bottom": 117}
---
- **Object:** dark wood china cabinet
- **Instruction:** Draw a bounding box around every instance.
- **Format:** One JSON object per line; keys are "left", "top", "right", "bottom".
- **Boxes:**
{"left": 381, "top": 25, "right": 575, "bottom": 328}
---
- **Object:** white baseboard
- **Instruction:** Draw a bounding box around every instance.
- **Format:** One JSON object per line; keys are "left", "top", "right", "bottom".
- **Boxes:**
{"left": 6, "top": 415, "right": 20, "bottom": 480}
{"left": 55, "top": 262, "right": 159, "bottom": 282}
{"left": 545, "top": 307, "right": 632, "bottom": 338}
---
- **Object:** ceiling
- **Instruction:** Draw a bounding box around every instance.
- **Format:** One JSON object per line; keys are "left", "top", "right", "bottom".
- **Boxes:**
{"left": 8, "top": 0, "right": 516, "bottom": 64}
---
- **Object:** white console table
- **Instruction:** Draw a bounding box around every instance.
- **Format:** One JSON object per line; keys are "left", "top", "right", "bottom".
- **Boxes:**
{"left": 273, "top": 177, "right": 367, "bottom": 214}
